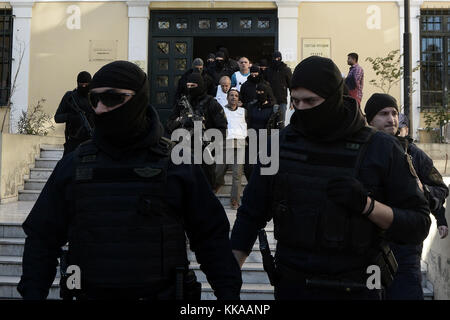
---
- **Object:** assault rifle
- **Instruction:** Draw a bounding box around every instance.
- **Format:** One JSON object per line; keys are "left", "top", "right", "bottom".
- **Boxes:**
{"left": 70, "top": 94, "right": 94, "bottom": 138}
{"left": 178, "top": 95, "right": 205, "bottom": 133}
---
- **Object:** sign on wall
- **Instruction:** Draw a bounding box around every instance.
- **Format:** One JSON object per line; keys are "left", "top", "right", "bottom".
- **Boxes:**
{"left": 302, "top": 38, "right": 331, "bottom": 59}
{"left": 89, "top": 40, "right": 118, "bottom": 61}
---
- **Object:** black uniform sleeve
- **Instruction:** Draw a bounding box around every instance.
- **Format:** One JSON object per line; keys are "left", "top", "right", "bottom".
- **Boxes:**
{"left": 166, "top": 102, "right": 183, "bottom": 134}
{"left": 17, "top": 156, "right": 73, "bottom": 299}
{"left": 174, "top": 163, "right": 242, "bottom": 299}
{"left": 54, "top": 92, "right": 73, "bottom": 123}
{"left": 284, "top": 65, "right": 292, "bottom": 89}
{"left": 208, "top": 99, "right": 228, "bottom": 138}
{"left": 373, "top": 136, "right": 432, "bottom": 244}
{"left": 408, "top": 143, "right": 449, "bottom": 226}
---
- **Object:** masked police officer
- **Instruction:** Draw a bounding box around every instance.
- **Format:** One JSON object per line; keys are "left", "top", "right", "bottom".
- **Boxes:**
{"left": 230, "top": 56, "right": 431, "bottom": 300}
{"left": 18, "top": 61, "right": 241, "bottom": 300}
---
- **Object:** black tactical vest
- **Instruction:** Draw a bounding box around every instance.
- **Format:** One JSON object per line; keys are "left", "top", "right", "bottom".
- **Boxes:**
{"left": 272, "top": 126, "right": 378, "bottom": 255}
{"left": 66, "top": 138, "right": 188, "bottom": 290}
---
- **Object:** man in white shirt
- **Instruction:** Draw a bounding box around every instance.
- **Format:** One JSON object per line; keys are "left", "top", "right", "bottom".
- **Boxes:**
{"left": 215, "top": 76, "right": 231, "bottom": 107}
{"left": 215, "top": 88, "right": 247, "bottom": 210}
{"left": 231, "top": 57, "right": 251, "bottom": 91}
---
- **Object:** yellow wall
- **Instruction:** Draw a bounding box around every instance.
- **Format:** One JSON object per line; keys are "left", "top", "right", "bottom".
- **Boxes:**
{"left": 29, "top": 2, "right": 129, "bottom": 137}
{"left": 150, "top": 1, "right": 277, "bottom": 10}
{"left": 0, "top": 133, "right": 64, "bottom": 202}
{"left": 422, "top": 1, "right": 450, "bottom": 9}
{"left": 298, "top": 2, "right": 401, "bottom": 110}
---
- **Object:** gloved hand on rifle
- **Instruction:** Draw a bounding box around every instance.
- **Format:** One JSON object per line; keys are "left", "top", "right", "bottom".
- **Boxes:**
{"left": 327, "top": 176, "right": 369, "bottom": 215}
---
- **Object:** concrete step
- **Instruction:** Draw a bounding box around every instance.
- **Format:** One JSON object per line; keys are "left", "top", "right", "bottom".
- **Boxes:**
{"left": 224, "top": 174, "right": 247, "bottom": 185}
{"left": 217, "top": 183, "right": 246, "bottom": 195}
{"left": 0, "top": 224, "right": 25, "bottom": 238}
{"left": 200, "top": 283, "right": 274, "bottom": 300}
{"left": 23, "top": 179, "right": 46, "bottom": 191}
{"left": 423, "top": 280, "right": 434, "bottom": 300}
{"left": 29, "top": 168, "right": 53, "bottom": 180}
{"left": 18, "top": 190, "right": 40, "bottom": 201}
{"left": 40, "top": 150, "right": 63, "bottom": 159}
{"left": 34, "top": 158, "right": 60, "bottom": 169}
{"left": 0, "top": 238, "right": 25, "bottom": 256}
{"left": 0, "top": 276, "right": 60, "bottom": 299}
{"left": 191, "top": 262, "right": 271, "bottom": 285}
{"left": 40, "top": 144, "right": 64, "bottom": 150}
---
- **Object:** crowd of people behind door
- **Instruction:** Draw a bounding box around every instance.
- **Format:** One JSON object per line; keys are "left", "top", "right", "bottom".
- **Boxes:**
{"left": 167, "top": 47, "right": 293, "bottom": 209}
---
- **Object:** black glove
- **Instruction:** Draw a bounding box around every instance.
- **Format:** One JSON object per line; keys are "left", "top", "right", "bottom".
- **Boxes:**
{"left": 327, "top": 176, "right": 368, "bottom": 214}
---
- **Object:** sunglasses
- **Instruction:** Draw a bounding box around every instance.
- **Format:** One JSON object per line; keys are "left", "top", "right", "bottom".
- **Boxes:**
{"left": 88, "top": 90, "right": 135, "bottom": 108}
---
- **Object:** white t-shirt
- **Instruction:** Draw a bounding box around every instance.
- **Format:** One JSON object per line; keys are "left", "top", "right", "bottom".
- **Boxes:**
{"left": 223, "top": 105, "right": 247, "bottom": 140}
{"left": 215, "top": 86, "right": 228, "bottom": 107}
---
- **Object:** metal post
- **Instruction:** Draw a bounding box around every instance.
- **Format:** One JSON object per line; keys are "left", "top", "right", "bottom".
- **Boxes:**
{"left": 403, "top": 0, "right": 413, "bottom": 126}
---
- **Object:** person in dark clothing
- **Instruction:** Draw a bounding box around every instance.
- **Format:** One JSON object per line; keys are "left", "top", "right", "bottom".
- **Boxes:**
{"left": 205, "top": 53, "right": 216, "bottom": 70}
{"left": 166, "top": 73, "right": 228, "bottom": 188}
{"left": 240, "top": 65, "right": 276, "bottom": 108}
{"left": 244, "top": 83, "right": 281, "bottom": 181}
{"left": 218, "top": 46, "right": 239, "bottom": 72}
{"left": 231, "top": 56, "right": 431, "bottom": 300}
{"left": 174, "top": 58, "right": 215, "bottom": 102}
{"left": 258, "top": 59, "right": 269, "bottom": 78}
{"left": 54, "top": 71, "right": 95, "bottom": 156}
{"left": 365, "top": 93, "right": 448, "bottom": 300}
{"left": 264, "top": 51, "right": 292, "bottom": 129}
{"left": 207, "top": 51, "right": 234, "bottom": 86}
{"left": 17, "top": 60, "right": 241, "bottom": 300}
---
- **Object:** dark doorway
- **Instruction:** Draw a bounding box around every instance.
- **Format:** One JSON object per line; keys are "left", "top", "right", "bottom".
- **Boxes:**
{"left": 193, "top": 36, "right": 275, "bottom": 64}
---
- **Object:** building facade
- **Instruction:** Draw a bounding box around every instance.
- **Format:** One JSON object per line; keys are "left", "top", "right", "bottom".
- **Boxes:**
{"left": 0, "top": 0, "right": 448, "bottom": 139}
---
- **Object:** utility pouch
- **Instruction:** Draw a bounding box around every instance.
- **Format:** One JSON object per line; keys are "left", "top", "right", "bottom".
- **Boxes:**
{"left": 373, "top": 243, "right": 398, "bottom": 288}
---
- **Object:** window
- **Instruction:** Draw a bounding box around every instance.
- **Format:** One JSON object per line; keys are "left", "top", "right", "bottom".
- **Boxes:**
{"left": 0, "top": 9, "right": 12, "bottom": 106}
{"left": 420, "top": 10, "right": 449, "bottom": 109}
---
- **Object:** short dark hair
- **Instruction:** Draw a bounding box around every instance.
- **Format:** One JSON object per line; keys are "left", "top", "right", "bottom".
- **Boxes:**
{"left": 227, "top": 87, "right": 240, "bottom": 98}
{"left": 348, "top": 53, "right": 359, "bottom": 62}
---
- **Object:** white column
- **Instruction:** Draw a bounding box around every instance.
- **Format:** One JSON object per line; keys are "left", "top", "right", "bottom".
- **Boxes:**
{"left": 410, "top": 0, "right": 423, "bottom": 141}
{"left": 127, "top": 1, "right": 150, "bottom": 72}
{"left": 276, "top": 0, "right": 301, "bottom": 65}
{"left": 9, "top": 0, "right": 34, "bottom": 133}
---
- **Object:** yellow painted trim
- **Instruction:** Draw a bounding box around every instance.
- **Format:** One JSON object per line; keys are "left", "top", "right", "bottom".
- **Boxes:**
{"left": 422, "top": 2, "right": 450, "bottom": 9}
{"left": 150, "top": 1, "right": 277, "bottom": 10}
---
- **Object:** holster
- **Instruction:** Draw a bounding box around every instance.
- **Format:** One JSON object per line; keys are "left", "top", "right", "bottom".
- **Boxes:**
{"left": 175, "top": 266, "right": 202, "bottom": 300}
{"left": 373, "top": 242, "right": 398, "bottom": 288}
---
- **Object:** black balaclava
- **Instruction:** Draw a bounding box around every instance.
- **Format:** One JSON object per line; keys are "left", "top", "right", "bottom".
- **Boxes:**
{"left": 186, "top": 73, "right": 206, "bottom": 101}
{"left": 219, "top": 47, "right": 230, "bottom": 62}
{"left": 215, "top": 51, "right": 225, "bottom": 69}
{"left": 364, "top": 93, "right": 398, "bottom": 123}
{"left": 272, "top": 51, "right": 283, "bottom": 69}
{"left": 256, "top": 83, "right": 269, "bottom": 104}
{"left": 89, "top": 60, "right": 150, "bottom": 149}
{"left": 289, "top": 56, "right": 365, "bottom": 142}
{"left": 248, "top": 65, "right": 261, "bottom": 83}
{"left": 76, "top": 71, "right": 91, "bottom": 97}
{"left": 206, "top": 53, "right": 215, "bottom": 68}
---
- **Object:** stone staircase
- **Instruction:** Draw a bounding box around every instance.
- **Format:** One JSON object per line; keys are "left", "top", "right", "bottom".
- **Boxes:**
{"left": 0, "top": 144, "right": 434, "bottom": 299}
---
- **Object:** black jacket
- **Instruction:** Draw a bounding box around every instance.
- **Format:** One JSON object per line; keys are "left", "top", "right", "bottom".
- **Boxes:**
{"left": 231, "top": 103, "right": 431, "bottom": 273}
{"left": 206, "top": 63, "right": 234, "bottom": 86}
{"left": 240, "top": 78, "right": 276, "bottom": 107}
{"left": 174, "top": 69, "right": 216, "bottom": 101}
{"left": 54, "top": 89, "right": 94, "bottom": 142}
{"left": 264, "top": 62, "right": 292, "bottom": 104}
{"left": 17, "top": 106, "right": 241, "bottom": 300}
